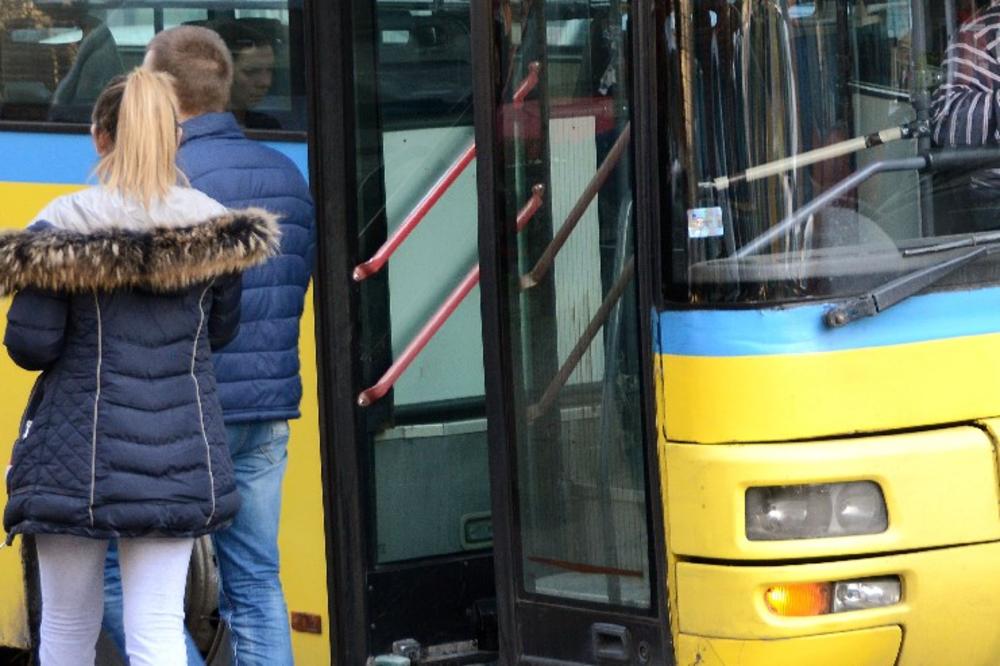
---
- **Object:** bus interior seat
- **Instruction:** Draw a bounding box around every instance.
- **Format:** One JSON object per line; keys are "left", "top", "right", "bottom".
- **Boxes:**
{"left": 377, "top": 9, "right": 472, "bottom": 122}
{"left": 0, "top": 18, "right": 79, "bottom": 121}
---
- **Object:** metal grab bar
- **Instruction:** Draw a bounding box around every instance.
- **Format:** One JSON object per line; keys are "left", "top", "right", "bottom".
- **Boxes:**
{"left": 513, "top": 61, "right": 542, "bottom": 108}
{"left": 526, "top": 256, "right": 635, "bottom": 422}
{"left": 521, "top": 122, "right": 631, "bottom": 289}
{"left": 353, "top": 142, "right": 477, "bottom": 282}
{"left": 353, "top": 61, "right": 542, "bottom": 283}
{"left": 358, "top": 184, "right": 546, "bottom": 408}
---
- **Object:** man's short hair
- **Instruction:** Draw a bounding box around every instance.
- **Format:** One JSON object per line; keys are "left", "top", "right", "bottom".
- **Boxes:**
{"left": 146, "top": 26, "right": 233, "bottom": 116}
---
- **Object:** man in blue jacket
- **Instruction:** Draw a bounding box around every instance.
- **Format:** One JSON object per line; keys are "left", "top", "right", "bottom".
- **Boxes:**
{"left": 102, "top": 25, "right": 314, "bottom": 665}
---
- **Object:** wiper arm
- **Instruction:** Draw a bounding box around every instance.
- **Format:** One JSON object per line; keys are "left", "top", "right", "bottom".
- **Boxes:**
{"left": 824, "top": 246, "right": 993, "bottom": 328}
{"left": 738, "top": 147, "right": 1000, "bottom": 259}
{"left": 902, "top": 229, "right": 1000, "bottom": 257}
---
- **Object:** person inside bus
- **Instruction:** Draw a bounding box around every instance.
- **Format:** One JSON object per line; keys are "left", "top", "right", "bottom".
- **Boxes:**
{"left": 98, "top": 26, "right": 314, "bottom": 666}
{"left": 1, "top": 69, "right": 279, "bottom": 666}
{"left": 47, "top": 8, "right": 124, "bottom": 123}
{"left": 211, "top": 19, "right": 282, "bottom": 130}
{"left": 930, "top": 0, "right": 1000, "bottom": 233}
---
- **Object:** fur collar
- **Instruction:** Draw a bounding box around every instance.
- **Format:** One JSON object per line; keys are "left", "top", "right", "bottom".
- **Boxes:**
{"left": 0, "top": 208, "right": 280, "bottom": 296}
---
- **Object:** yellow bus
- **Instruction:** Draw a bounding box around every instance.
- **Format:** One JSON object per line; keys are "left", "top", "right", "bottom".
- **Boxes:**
{"left": 2, "top": 0, "right": 999, "bottom": 664}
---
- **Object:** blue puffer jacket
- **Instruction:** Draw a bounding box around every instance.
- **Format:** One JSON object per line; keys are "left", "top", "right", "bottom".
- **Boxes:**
{"left": 178, "top": 113, "right": 315, "bottom": 424}
{"left": 1, "top": 188, "right": 279, "bottom": 540}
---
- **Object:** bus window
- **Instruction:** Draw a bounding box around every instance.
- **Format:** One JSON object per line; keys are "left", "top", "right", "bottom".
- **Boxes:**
{"left": 0, "top": 1, "right": 306, "bottom": 131}
{"left": 662, "top": 0, "right": 1000, "bottom": 307}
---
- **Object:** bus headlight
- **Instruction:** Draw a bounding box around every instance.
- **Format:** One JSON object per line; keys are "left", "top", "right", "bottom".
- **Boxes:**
{"left": 746, "top": 482, "right": 887, "bottom": 541}
{"left": 765, "top": 576, "right": 901, "bottom": 616}
{"left": 833, "top": 577, "right": 901, "bottom": 613}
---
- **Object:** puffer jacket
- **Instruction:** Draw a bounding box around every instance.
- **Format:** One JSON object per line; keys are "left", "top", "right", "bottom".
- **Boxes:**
{"left": 1, "top": 186, "right": 280, "bottom": 541}
{"left": 178, "top": 113, "right": 315, "bottom": 424}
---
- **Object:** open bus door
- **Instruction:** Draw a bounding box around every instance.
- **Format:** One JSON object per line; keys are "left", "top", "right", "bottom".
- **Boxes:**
{"left": 309, "top": 0, "right": 670, "bottom": 662}
{"left": 470, "top": 1, "right": 672, "bottom": 663}
{"left": 308, "top": 0, "right": 501, "bottom": 662}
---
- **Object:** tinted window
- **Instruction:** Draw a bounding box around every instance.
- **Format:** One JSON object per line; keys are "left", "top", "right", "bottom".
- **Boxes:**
{"left": 0, "top": 1, "right": 306, "bottom": 131}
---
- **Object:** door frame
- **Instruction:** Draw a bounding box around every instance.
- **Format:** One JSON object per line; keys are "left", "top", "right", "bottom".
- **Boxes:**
{"left": 306, "top": 0, "right": 504, "bottom": 661}
{"left": 303, "top": 0, "right": 373, "bottom": 662}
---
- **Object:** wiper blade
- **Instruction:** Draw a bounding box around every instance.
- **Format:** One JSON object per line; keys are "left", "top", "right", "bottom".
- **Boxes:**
{"left": 902, "top": 229, "right": 1000, "bottom": 257}
{"left": 824, "top": 246, "right": 989, "bottom": 328}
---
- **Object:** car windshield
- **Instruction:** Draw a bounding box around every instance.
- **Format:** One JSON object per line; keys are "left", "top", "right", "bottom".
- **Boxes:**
{"left": 661, "top": 0, "right": 1000, "bottom": 305}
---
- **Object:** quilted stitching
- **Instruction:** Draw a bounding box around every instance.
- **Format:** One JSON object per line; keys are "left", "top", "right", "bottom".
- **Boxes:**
{"left": 4, "top": 285, "right": 240, "bottom": 538}
{"left": 179, "top": 113, "right": 314, "bottom": 423}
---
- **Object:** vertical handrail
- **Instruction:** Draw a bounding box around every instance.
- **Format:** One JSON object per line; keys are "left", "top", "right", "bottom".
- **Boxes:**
{"left": 358, "top": 184, "right": 546, "bottom": 407}
{"left": 595, "top": 197, "right": 633, "bottom": 607}
{"left": 520, "top": 123, "right": 632, "bottom": 289}
{"left": 353, "top": 61, "right": 542, "bottom": 283}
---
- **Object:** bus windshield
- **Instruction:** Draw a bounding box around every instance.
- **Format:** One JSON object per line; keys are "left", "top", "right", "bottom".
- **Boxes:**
{"left": 664, "top": 0, "right": 1000, "bottom": 305}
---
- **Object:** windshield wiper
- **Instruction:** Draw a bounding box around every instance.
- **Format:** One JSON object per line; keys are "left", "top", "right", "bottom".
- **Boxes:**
{"left": 824, "top": 245, "right": 996, "bottom": 328}
{"left": 902, "top": 229, "right": 1000, "bottom": 257}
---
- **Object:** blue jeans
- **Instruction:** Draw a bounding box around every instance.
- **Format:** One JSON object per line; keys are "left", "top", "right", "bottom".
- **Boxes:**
{"left": 103, "top": 420, "right": 293, "bottom": 665}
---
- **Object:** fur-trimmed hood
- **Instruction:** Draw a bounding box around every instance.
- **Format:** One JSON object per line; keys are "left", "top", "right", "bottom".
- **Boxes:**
{"left": 0, "top": 208, "right": 280, "bottom": 296}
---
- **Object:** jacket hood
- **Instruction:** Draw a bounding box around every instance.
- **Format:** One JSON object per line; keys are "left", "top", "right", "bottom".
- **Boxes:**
{"left": 0, "top": 208, "right": 280, "bottom": 296}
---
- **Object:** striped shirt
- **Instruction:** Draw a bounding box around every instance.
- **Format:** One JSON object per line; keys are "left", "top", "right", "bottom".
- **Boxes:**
{"left": 931, "top": 4, "right": 1000, "bottom": 147}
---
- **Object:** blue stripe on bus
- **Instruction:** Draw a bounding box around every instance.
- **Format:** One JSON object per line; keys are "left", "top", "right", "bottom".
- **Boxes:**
{"left": 0, "top": 132, "right": 309, "bottom": 184}
{"left": 0, "top": 133, "right": 97, "bottom": 184}
{"left": 656, "top": 286, "right": 1000, "bottom": 357}
{"left": 264, "top": 141, "right": 308, "bottom": 178}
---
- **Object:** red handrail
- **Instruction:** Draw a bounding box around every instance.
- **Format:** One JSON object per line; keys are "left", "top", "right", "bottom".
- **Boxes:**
{"left": 513, "top": 61, "right": 542, "bottom": 107}
{"left": 358, "top": 184, "right": 546, "bottom": 407}
{"left": 353, "top": 142, "right": 477, "bottom": 282}
{"left": 353, "top": 61, "right": 542, "bottom": 283}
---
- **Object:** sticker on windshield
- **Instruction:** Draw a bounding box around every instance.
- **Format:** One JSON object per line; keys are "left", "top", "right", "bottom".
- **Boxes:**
{"left": 688, "top": 207, "right": 724, "bottom": 238}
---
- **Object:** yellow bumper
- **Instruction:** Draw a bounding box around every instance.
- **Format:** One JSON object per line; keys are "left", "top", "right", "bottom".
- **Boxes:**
{"left": 662, "top": 424, "right": 1000, "bottom": 665}
{"left": 664, "top": 427, "right": 1000, "bottom": 560}
{"left": 675, "top": 626, "right": 902, "bottom": 666}
{"left": 675, "top": 542, "right": 1000, "bottom": 665}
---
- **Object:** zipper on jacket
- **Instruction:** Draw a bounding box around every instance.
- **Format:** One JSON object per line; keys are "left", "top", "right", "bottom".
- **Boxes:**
{"left": 192, "top": 282, "right": 217, "bottom": 526}
{"left": 88, "top": 293, "right": 103, "bottom": 527}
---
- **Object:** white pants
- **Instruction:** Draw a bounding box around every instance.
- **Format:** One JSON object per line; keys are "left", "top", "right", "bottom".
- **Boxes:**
{"left": 35, "top": 534, "right": 194, "bottom": 666}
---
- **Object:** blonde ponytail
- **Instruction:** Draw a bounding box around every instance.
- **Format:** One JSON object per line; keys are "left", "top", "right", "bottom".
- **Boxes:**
{"left": 93, "top": 68, "right": 185, "bottom": 207}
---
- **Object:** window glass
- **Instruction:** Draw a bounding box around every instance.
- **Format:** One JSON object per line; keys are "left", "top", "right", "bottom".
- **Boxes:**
{"left": 346, "top": 0, "right": 487, "bottom": 565}
{"left": 0, "top": 1, "right": 306, "bottom": 131}
{"left": 495, "top": 1, "right": 653, "bottom": 609}
{"left": 662, "top": 0, "right": 1000, "bottom": 306}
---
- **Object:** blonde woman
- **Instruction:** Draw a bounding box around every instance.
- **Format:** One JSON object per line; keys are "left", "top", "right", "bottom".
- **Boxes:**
{"left": 0, "top": 69, "right": 278, "bottom": 665}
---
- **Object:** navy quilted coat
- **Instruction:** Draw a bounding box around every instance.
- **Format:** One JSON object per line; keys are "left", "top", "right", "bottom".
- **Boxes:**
{"left": 178, "top": 113, "right": 315, "bottom": 424}
{"left": 1, "top": 191, "right": 279, "bottom": 540}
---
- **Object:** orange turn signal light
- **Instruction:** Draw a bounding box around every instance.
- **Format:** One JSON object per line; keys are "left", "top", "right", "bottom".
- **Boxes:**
{"left": 764, "top": 582, "right": 833, "bottom": 617}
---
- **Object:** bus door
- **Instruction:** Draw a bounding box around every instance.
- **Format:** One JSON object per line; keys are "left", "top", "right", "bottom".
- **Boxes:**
{"left": 470, "top": 1, "right": 671, "bottom": 663}
{"left": 309, "top": 0, "right": 501, "bottom": 662}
